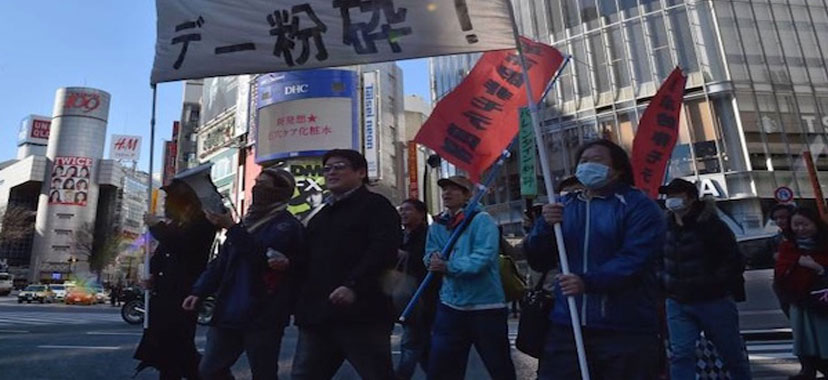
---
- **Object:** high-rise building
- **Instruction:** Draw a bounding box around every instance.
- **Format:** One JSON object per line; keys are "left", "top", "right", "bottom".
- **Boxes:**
{"left": 431, "top": 0, "right": 828, "bottom": 237}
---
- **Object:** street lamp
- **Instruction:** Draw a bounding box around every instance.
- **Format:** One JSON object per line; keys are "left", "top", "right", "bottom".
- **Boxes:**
{"left": 67, "top": 256, "right": 78, "bottom": 276}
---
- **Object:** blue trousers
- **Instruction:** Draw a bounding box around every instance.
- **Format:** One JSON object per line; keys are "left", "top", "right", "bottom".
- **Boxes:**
{"left": 427, "top": 304, "right": 516, "bottom": 380}
{"left": 666, "top": 297, "right": 752, "bottom": 380}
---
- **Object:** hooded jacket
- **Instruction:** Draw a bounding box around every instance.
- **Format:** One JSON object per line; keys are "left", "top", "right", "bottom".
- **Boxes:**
{"left": 424, "top": 203, "right": 506, "bottom": 308}
{"left": 660, "top": 199, "right": 746, "bottom": 303}
{"left": 524, "top": 184, "right": 665, "bottom": 333}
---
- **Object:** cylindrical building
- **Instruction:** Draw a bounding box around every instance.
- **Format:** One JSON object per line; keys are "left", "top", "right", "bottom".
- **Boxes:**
{"left": 30, "top": 87, "right": 110, "bottom": 282}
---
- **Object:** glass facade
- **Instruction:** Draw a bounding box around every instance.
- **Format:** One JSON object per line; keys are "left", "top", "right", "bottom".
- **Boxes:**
{"left": 430, "top": 0, "right": 828, "bottom": 236}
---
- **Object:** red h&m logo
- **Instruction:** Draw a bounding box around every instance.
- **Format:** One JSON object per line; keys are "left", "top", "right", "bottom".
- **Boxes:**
{"left": 114, "top": 136, "right": 139, "bottom": 151}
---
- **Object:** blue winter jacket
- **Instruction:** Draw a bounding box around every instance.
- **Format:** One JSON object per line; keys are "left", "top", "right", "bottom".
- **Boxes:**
{"left": 524, "top": 184, "right": 666, "bottom": 333}
{"left": 192, "top": 211, "right": 307, "bottom": 330}
{"left": 424, "top": 204, "right": 506, "bottom": 308}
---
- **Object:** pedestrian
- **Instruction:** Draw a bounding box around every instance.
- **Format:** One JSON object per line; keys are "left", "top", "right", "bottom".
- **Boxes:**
{"left": 523, "top": 139, "right": 666, "bottom": 380}
{"left": 182, "top": 168, "right": 307, "bottom": 380}
{"left": 134, "top": 179, "right": 218, "bottom": 380}
{"left": 291, "top": 149, "right": 401, "bottom": 380}
{"left": 771, "top": 204, "right": 795, "bottom": 261}
{"left": 395, "top": 198, "right": 437, "bottom": 380}
{"left": 424, "top": 175, "right": 516, "bottom": 380}
{"left": 775, "top": 207, "right": 828, "bottom": 380}
{"left": 658, "top": 178, "right": 751, "bottom": 380}
{"left": 110, "top": 282, "right": 121, "bottom": 307}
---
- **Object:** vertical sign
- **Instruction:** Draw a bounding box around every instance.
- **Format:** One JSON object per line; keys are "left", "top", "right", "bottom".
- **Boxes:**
{"left": 110, "top": 135, "right": 142, "bottom": 161}
{"left": 363, "top": 71, "right": 381, "bottom": 179}
{"left": 408, "top": 141, "right": 419, "bottom": 199}
{"left": 518, "top": 108, "right": 537, "bottom": 197}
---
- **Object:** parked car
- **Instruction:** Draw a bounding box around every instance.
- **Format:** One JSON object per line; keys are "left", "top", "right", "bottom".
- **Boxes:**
{"left": 49, "top": 284, "right": 69, "bottom": 302}
{"left": 65, "top": 288, "right": 96, "bottom": 305}
{"left": 0, "top": 273, "right": 13, "bottom": 296}
{"left": 17, "top": 284, "right": 54, "bottom": 303}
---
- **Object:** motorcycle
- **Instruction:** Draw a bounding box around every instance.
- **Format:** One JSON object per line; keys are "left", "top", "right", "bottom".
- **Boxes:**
{"left": 120, "top": 286, "right": 215, "bottom": 326}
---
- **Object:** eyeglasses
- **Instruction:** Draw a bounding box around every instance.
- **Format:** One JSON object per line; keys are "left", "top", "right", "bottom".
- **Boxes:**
{"left": 322, "top": 162, "right": 352, "bottom": 173}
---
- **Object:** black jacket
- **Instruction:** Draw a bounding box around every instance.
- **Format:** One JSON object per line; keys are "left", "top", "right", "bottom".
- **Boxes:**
{"left": 295, "top": 186, "right": 402, "bottom": 326}
{"left": 661, "top": 200, "right": 746, "bottom": 303}
{"left": 192, "top": 211, "right": 307, "bottom": 330}
{"left": 134, "top": 216, "right": 217, "bottom": 373}
{"left": 400, "top": 224, "right": 428, "bottom": 281}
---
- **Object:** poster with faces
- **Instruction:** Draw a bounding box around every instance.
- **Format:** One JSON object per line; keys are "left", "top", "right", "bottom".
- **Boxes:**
{"left": 49, "top": 156, "right": 92, "bottom": 207}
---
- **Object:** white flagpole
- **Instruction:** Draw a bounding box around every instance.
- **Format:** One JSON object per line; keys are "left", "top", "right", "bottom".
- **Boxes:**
{"left": 143, "top": 84, "right": 157, "bottom": 329}
{"left": 506, "top": 3, "right": 590, "bottom": 379}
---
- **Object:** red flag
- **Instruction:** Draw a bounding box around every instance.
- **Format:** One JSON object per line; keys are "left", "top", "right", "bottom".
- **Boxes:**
{"left": 631, "top": 67, "right": 688, "bottom": 198}
{"left": 414, "top": 37, "right": 564, "bottom": 181}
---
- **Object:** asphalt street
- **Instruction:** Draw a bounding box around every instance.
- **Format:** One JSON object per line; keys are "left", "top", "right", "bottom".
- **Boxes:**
{"left": 0, "top": 292, "right": 808, "bottom": 380}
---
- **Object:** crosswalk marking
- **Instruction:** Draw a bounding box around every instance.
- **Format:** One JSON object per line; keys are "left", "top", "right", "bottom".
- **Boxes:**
{"left": 0, "top": 311, "right": 121, "bottom": 327}
{"left": 746, "top": 340, "right": 795, "bottom": 362}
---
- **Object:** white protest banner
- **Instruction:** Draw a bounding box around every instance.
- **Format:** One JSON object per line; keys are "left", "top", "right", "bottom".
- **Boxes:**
{"left": 151, "top": 0, "right": 516, "bottom": 84}
{"left": 110, "top": 135, "right": 142, "bottom": 161}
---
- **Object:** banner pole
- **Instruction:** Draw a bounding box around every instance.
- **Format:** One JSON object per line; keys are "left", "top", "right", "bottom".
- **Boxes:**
{"left": 143, "top": 84, "right": 157, "bottom": 329}
{"left": 507, "top": 2, "right": 590, "bottom": 379}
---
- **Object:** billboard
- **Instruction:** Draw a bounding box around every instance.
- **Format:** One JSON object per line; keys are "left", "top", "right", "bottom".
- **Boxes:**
{"left": 255, "top": 69, "right": 358, "bottom": 163}
{"left": 202, "top": 76, "right": 238, "bottom": 124}
{"left": 110, "top": 135, "right": 142, "bottom": 161}
{"left": 363, "top": 71, "right": 381, "bottom": 179}
{"left": 286, "top": 159, "right": 327, "bottom": 223}
{"left": 162, "top": 141, "right": 177, "bottom": 186}
{"left": 48, "top": 156, "right": 92, "bottom": 207}
{"left": 18, "top": 115, "right": 51, "bottom": 146}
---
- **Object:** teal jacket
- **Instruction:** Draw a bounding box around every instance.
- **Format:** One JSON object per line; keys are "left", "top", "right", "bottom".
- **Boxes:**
{"left": 424, "top": 204, "right": 505, "bottom": 308}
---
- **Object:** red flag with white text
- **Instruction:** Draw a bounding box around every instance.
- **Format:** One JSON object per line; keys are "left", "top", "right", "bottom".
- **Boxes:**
{"left": 631, "top": 67, "right": 687, "bottom": 198}
{"left": 414, "top": 37, "right": 563, "bottom": 181}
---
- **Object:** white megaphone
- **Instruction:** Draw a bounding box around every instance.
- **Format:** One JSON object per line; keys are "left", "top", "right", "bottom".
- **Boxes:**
{"left": 167, "top": 162, "right": 226, "bottom": 214}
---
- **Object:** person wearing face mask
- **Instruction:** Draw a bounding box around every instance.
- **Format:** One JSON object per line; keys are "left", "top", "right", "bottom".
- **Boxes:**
{"left": 182, "top": 168, "right": 307, "bottom": 379}
{"left": 658, "top": 178, "right": 751, "bottom": 380}
{"left": 775, "top": 208, "right": 828, "bottom": 380}
{"left": 523, "top": 139, "right": 666, "bottom": 380}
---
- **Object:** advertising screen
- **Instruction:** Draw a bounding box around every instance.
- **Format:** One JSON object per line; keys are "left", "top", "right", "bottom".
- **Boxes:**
{"left": 48, "top": 156, "right": 92, "bottom": 207}
{"left": 255, "top": 69, "right": 358, "bottom": 163}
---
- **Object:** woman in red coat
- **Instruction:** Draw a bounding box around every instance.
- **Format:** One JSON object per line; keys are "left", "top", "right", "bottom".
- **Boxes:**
{"left": 775, "top": 207, "right": 828, "bottom": 380}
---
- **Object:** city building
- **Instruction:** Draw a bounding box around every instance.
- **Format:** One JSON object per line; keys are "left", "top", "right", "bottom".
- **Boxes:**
{"left": 403, "top": 95, "right": 441, "bottom": 213}
{"left": 0, "top": 88, "right": 154, "bottom": 282}
{"left": 431, "top": 0, "right": 828, "bottom": 238}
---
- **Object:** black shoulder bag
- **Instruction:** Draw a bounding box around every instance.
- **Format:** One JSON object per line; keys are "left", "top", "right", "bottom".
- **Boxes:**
{"left": 515, "top": 270, "right": 555, "bottom": 358}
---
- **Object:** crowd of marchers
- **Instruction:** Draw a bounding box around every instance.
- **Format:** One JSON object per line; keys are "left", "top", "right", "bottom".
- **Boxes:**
{"left": 131, "top": 142, "right": 827, "bottom": 380}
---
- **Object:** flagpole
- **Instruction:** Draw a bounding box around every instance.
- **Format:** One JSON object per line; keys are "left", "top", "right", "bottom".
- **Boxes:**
{"left": 143, "top": 84, "right": 157, "bottom": 329}
{"left": 507, "top": 2, "right": 590, "bottom": 380}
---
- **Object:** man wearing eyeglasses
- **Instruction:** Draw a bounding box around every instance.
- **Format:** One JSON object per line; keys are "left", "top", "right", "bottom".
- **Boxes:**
{"left": 292, "top": 149, "right": 402, "bottom": 380}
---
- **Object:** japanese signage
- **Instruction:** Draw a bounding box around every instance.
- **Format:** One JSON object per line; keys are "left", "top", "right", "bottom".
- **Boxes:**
{"left": 286, "top": 159, "right": 327, "bottom": 222}
{"left": 17, "top": 115, "right": 51, "bottom": 146}
{"left": 198, "top": 116, "right": 236, "bottom": 160}
{"left": 414, "top": 37, "right": 564, "bottom": 181}
{"left": 162, "top": 140, "right": 177, "bottom": 186}
{"left": 363, "top": 70, "right": 381, "bottom": 179}
{"left": 408, "top": 141, "right": 419, "bottom": 199}
{"left": 48, "top": 156, "right": 93, "bottom": 207}
{"left": 110, "top": 135, "right": 142, "bottom": 161}
{"left": 255, "top": 69, "right": 358, "bottom": 163}
{"left": 151, "top": 0, "right": 516, "bottom": 83}
{"left": 518, "top": 108, "right": 537, "bottom": 197}
{"left": 631, "top": 68, "right": 687, "bottom": 198}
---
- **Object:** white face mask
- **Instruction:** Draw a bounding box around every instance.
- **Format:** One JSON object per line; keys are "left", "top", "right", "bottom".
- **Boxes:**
{"left": 665, "top": 197, "right": 686, "bottom": 212}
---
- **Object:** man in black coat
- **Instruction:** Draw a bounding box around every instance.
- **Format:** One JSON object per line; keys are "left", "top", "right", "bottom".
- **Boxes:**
{"left": 134, "top": 180, "right": 218, "bottom": 379}
{"left": 659, "top": 178, "right": 750, "bottom": 380}
{"left": 291, "top": 149, "right": 402, "bottom": 380}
